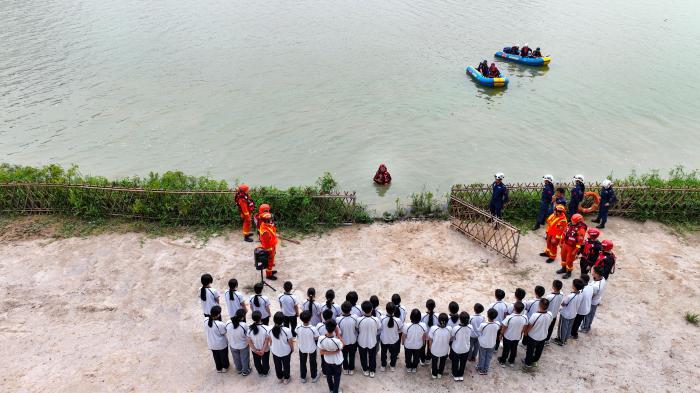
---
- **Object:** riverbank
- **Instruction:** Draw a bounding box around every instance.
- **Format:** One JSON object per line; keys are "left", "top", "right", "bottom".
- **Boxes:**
{"left": 1, "top": 218, "right": 698, "bottom": 392}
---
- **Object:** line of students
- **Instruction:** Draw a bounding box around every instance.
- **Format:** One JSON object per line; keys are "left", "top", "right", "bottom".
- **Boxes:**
{"left": 201, "top": 268, "right": 607, "bottom": 390}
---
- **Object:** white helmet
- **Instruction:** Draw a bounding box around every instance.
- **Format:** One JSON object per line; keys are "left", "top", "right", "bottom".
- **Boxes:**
{"left": 574, "top": 174, "right": 585, "bottom": 183}
{"left": 602, "top": 179, "right": 613, "bottom": 188}
{"left": 494, "top": 172, "right": 505, "bottom": 180}
{"left": 542, "top": 174, "right": 554, "bottom": 184}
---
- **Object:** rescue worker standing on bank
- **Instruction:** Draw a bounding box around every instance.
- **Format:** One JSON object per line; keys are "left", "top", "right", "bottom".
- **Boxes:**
{"left": 235, "top": 184, "right": 256, "bottom": 242}
{"left": 532, "top": 175, "right": 554, "bottom": 230}
{"left": 259, "top": 212, "right": 279, "bottom": 280}
{"left": 593, "top": 240, "right": 616, "bottom": 280}
{"left": 540, "top": 205, "right": 567, "bottom": 264}
{"left": 592, "top": 180, "right": 617, "bottom": 229}
{"left": 579, "top": 228, "right": 602, "bottom": 274}
{"left": 489, "top": 173, "right": 509, "bottom": 219}
{"left": 568, "top": 175, "right": 585, "bottom": 218}
{"left": 557, "top": 214, "right": 587, "bottom": 279}
{"left": 255, "top": 204, "right": 273, "bottom": 236}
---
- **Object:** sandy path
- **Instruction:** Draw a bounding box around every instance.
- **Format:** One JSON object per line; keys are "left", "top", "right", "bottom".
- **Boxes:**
{"left": 0, "top": 219, "right": 698, "bottom": 392}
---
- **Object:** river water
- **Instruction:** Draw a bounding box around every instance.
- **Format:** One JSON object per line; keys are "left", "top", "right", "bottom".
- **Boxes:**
{"left": 2, "top": 0, "right": 699, "bottom": 211}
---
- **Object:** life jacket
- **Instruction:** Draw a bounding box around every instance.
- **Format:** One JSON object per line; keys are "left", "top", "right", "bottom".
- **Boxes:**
{"left": 521, "top": 46, "right": 530, "bottom": 56}
{"left": 235, "top": 191, "right": 255, "bottom": 215}
{"left": 563, "top": 222, "right": 587, "bottom": 246}
{"left": 594, "top": 251, "right": 616, "bottom": 277}
{"left": 546, "top": 213, "right": 567, "bottom": 237}
{"left": 581, "top": 239, "right": 602, "bottom": 262}
{"left": 259, "top": 221, "right": 278, "bottom": 249}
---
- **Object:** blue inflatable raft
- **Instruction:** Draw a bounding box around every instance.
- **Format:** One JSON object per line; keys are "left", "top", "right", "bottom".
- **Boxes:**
{"left": 466, "top": 66, "right": 508, "bottom": 88}
{"left": 495, "top": 50, "right": 550, "bottom": 66}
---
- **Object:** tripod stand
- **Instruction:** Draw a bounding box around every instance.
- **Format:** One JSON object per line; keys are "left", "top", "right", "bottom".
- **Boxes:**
{"left": 258, "top": 268, "right": 276, "bottom": 292}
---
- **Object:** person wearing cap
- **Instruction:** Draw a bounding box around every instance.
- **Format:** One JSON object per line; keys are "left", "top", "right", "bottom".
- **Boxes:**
{"left": 592, "top": 180, "right": 617, "bottom": 229}
{"left": 540, "top": 204, "right": 567, "bottom": 263}
{"left": 568, "top": 175, "right": 586, "bottom": 218}
{"left": 489, "top": 173, "right": 509, "bottom": 219}
{"left": 533, "top": 175, "right": 555, "bottom": 231}
{"left": 579, "top": 228, "right": 602, "bottom": 274}
{"left": 557, "top": 213, "right": 587, "bottom": 279}
{"left": 259, "top": 212, "right": 279, "bottom": 280}
{"left": 235, "top": 184, "right": 256, "bottom": 242}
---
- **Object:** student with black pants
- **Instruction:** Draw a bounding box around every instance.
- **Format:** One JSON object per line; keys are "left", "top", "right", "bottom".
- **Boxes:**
{"left": 247, "top": 311, "right": 271, "bottom": 376}
{"left": 268, "top": 312, "right": 294, "bottom": 384}
{"left": 203, "top": 306, "right": 229, "bottom": 373}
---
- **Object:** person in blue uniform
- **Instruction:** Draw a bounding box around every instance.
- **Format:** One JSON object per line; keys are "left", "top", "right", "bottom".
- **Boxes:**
{"left": 532, "top": 175, "right": 554, "bottom": 231}
{"left": 568, "top": 175, "right": 585, "bottom": 218}
{"left": 554, "top": 188, "right": 567, "bottom": 209}
{"left": 489, "top": 173, "right": 509, "bottom": 219}
{"left": 592, "top": 180, "right": 617, "bottom": 229}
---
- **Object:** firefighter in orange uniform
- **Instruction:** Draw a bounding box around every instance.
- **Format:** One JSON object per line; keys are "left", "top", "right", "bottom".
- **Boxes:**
{"left": 259, "top": 212, "right": 278, "bottom": 280}
{"left": 557, "top": 213, "right": 587, "bottom": 279}
{"left": 234, "top": 184, "right": 255, "bottom": 242}
{"left": 539, "top": 204, "right": 567, "bottom": 264}
{"left": 255, "top": 204, "right": 271, "bottom": 235}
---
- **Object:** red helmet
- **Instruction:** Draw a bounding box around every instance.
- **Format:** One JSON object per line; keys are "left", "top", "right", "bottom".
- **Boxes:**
{"left": 260, "top": 212, "right": 272, "bottom": 221}
{"left": 571, "top": 214, "right": 583, "bottom": 224}
{"left": 601, "top": 239, "right": 614, "bottom": 251}
{"left": 587, "top": 228, "right": 600, "bottom": 238}
{"left": 259, "top": 204, "right": 270, "bottom": 214}
{"left": 238, "top": 184, "right": 249, "bottom": 193}
{"left": 555, "top": 204, "right": 565, "bottom": 212}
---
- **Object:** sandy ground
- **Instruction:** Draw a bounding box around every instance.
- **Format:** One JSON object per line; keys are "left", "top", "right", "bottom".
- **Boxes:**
{"left": 1, "top": 218, "right": 699, "bottom": 393}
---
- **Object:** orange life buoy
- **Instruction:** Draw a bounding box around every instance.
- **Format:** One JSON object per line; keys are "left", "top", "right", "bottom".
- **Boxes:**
{"left": 578, "top": 191, "right": 601, "bottom": 214}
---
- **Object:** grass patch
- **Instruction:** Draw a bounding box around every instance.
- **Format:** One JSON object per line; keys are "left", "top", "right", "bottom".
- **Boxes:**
{"left": 685, "top": 312, "right": 699, "bottom": 326}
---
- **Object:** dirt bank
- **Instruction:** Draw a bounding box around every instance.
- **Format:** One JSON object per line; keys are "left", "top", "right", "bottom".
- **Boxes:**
{"left": 0, "top": 218, "right": 698, "bottom": 392}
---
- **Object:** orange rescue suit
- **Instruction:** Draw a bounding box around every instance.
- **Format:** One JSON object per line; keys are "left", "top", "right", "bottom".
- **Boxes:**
{"left": 560, "top": 222, "right": 587, "bottom": 272}
{"left": 235, "top": 191, "right": 255, "bottom": 236}
{"left": 259, "top": 221, "right": 278, "bottom": 277}
{"left": 544, "top": 212, "right": 567, "bottom": 259}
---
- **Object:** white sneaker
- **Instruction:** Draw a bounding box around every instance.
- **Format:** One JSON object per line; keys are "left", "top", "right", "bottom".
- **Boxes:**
{"left": 221, "top": 368, "right": 228, "bottom": 373}
{"left": 406, "top": 368, "right": 411, "bottom": 373}
{"left": 412, "top": 368, "right": 417, "bottom": 373}
{"left": 301, "top": 378, "right": 307, "bottom": 383}
{"left": 369, "top": 372, "right": 375, "bottom": 378}
{"left": 363, "top": 370, "right": 370, "bottom": 377}
{"left": 349, "top": 370, "right": 354, "bottom": 375}
{"left": 390, "top": 366, "right": 395, "bottom": 372}
{"left": 312, "top": 375, "right": 320, "bottom": 383}
{"left": 380, "top": 366, "right": 386, "bottom": 372}
{"left": 459, "top": 377, "right": 464, "bottom": 381}
{"left": 344, "top": 370, "right": 349, "bottom": 375}
{"left": 454, "top": 376, "right": 459, "bottom": 381}
{"left": 432, "top": 375, "right": 437, "bottom": 380}
{"left": 437, "top": 374, "right": 442, "bottom": 379}
{"left": 420, "top": 361, "right": 426, "bottom": 366}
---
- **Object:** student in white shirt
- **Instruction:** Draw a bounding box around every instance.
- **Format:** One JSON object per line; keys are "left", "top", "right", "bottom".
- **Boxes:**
{"left": 506, "top": 288, "right": 527, "bottom": 316}
{"left": 296, "top": 310, "right": 320, "bottom": 383}
{"left": 467, "top": 303, "right": 485, "bottom": 361}
{"left": 476, "top": 308, "right": 500, "bottom": 375}
{"left": 346, "top": 291, "right": 363, "bottom": 318}
{"left": 278, "top": 281, "right": 301, "bottom": 337}
{"left": 267, "top": 312, "right": 294, "bottom": 384}
{"left": 420, "top": 299, "right": 438, "bottom": 364}
{"left": 247, "top": 310, "right": 271, "bottom": 376}
{"left": 318, "top": 319, "right": 344, "bottom": 393}
{"left": 204, "top": 305, "right": 229, "bottom": 372}
{"left": 249, "top": 282, "right": 272, "bottom": 325}
{"left": 544, "top": 280, "right": 564, "bottom": 343}
{"left": 498, "top": 302, "right": 528, "bottom": 367}
{"left": 321, "top": 289, "right": 342, "bottom": 320}
{"left": 337, "top": 301, "right": 359, "bottom": 375}
{"left": 447, "top": 301, "right": 460, "bottom": 327}
{"left": 554, "top": 279, "right": 585, "bottom": 346}
{"left": 226, "top": 309, "right": 251, "bottom": 376}
{"left": 224, "top": 278, "right": 246, "bottom": 319}
{"left": 199, "top": 273, "right": 219, "bottom": 317}
{"left": 391, "top": 294, "right": 407, "bottom": 322}
{"left": 402, "top": 309, "right": 427, "bottom": 373}
{"left": 449, "top": 311, "right": 472, "bottom": 381}
{"left": 428, "top": 313, "right": 452, "bottom": 379}
{"left": 525, "top": 286, "right": 546, "bottom": 319}
{"left": 522, "top": 299, "right": 553, "bottom": 367}
{"left": 357, "top": 301, "right": 381, "bottom": 377}
{"left": 379, "top": 302, "right": 403, "bottom": 371}
{"left": 489, "top": 289, "right": 508, "bottom": 350}
{"left": 302, "top": 287, "right": 323, "bottom": 326}
{"left": 370, "top": 295, "right": 383, "bottom": 319}
{"left": 571, "top": 274, "right": 594, "bottom": 339}
{"left": 581, "top": 266, "right": 607, "bottom": 332}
